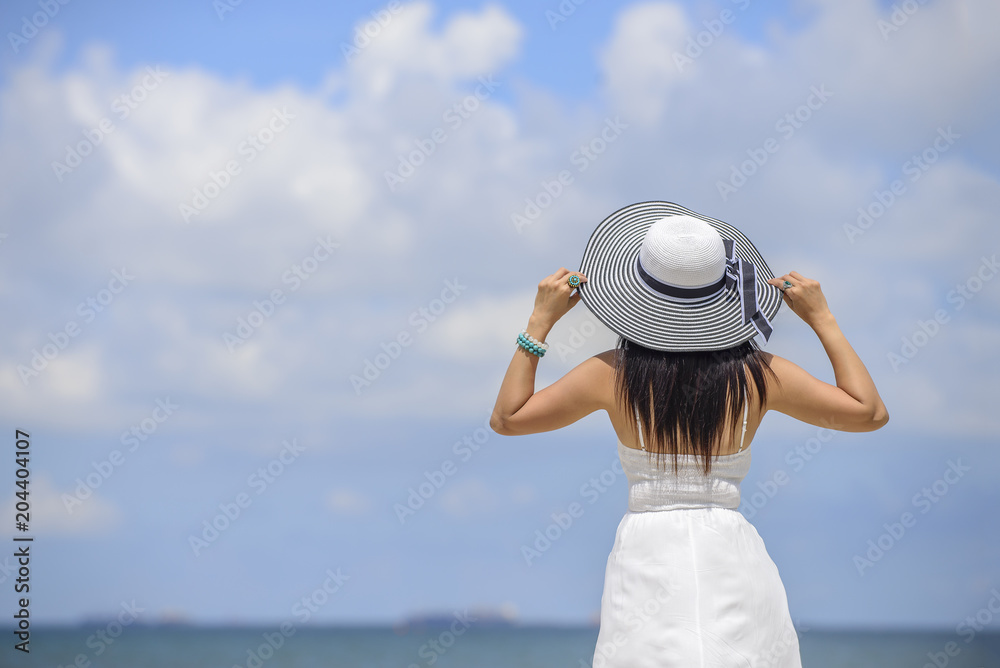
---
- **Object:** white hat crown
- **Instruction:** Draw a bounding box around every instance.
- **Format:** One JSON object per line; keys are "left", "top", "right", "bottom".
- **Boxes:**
{"left": 638, "top": 215, "right": 726, "bottom": 288}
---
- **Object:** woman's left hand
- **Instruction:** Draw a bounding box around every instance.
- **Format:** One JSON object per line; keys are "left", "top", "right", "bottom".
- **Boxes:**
{"left": 530, "top": 268, "right": 587, "bottom": 328}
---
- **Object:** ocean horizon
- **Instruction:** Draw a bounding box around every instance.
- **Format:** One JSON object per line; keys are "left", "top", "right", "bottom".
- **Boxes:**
{"left": 2, "top": 623, "right": 998, "bottom": 667}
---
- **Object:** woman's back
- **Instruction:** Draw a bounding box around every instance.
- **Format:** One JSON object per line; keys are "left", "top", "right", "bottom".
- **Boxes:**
{"left": 597, "top": 349, "right": 767, "bottom": 458}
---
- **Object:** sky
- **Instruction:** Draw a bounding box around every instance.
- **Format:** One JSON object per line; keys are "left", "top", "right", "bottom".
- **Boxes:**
{"left": 0, "top": 0, "right": 998, "bottom": 636}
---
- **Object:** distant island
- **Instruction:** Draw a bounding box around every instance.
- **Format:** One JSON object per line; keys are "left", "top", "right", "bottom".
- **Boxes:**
{"left": 394, "top": 605, "right": 519, "bottom": 634}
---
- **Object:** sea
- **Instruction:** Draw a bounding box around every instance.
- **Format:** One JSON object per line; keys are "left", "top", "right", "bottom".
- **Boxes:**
{"left": 2, "top": 625, "right": 999, "bottom": 667}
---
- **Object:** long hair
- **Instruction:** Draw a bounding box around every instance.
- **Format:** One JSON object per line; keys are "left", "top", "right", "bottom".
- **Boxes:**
{"left": 613, "top": 337, "right": 779, "bottom": 475}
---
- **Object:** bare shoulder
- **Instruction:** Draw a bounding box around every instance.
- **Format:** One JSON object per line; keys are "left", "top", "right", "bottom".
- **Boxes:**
{"left": 585, "top": 349, "right": 619, "bottom": 409}
{"left": 761, "top": 351, "right": 809, "bottom": 385}
{"left": 587, "top": 349, "right": 619, "bottom": 385}
{"left": 758, "top": 351, "right": 793, "bottom": 409}
{"left": 594, "top": 348, "right": 619, "bottom": 368}
{"left": 548, "top": 349, "right": 618, "bottom": 388}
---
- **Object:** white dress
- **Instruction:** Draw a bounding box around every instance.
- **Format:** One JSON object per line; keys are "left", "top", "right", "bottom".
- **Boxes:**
{"left": 592, "top": 389, "right": 802, "bottom": 667}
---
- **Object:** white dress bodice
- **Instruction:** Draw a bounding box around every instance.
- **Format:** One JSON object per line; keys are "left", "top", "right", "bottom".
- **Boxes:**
{"left": 617, "top": 386, "right": 751, "bottom": 512}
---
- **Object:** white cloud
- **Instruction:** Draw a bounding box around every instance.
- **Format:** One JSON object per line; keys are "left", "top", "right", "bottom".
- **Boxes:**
{"left": 0, "top": 344, "right": 115, "bottom": 430}
{"left": 350, "top": 2, "right": 523, "bottom": 89}
{"left": 0, "top": 0, "right": 997, "bottom": 447}
{"left": 598, "top": 2, "right": 692, "bottom": 125}
{"left": 0, "top": 4, "right": 533, "bottom": 433}
{"left": 783, "top": 0, "right": 1000, "bottom": 150}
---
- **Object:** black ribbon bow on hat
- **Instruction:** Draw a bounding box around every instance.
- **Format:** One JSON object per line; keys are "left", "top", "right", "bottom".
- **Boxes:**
{"left": 723, "top": 238, "right": 773, "bottom": 343}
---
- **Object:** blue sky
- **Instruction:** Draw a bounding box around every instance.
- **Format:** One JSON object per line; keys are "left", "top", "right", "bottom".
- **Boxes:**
{"left": 0, "top": 0, "right": 999, "bottom": 634}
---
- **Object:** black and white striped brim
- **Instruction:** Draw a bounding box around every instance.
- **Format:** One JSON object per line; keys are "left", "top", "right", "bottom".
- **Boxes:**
{"left": 577, "top": 201, "right": 782, "bottom": 351}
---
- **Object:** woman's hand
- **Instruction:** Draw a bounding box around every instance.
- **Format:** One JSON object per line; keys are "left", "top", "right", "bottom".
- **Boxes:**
{"left": 767, "top": 271, "right": 833, "bottom": 329}
{"left": 529, "top": 268, "right": 587, "bottom": 332}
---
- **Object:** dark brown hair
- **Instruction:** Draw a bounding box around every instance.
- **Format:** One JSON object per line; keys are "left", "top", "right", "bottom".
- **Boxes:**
{"left": 613, "top": 337, "right": 779, "bottom": 475}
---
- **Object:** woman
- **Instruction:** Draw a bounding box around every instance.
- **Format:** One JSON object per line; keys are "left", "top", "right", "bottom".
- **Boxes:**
{"left": 490, "top": 202, "right": 888, "bottom": 666}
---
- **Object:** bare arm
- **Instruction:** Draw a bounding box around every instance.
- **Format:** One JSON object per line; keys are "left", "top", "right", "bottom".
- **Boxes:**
{"left": 490, "top": 313, "right": 553, "bottom": 430}
{"left": 490, "top": 269, "right": 610, "bottom": 435}
{"left": 812, "top": 311, "right": 888, "bottom": 422}
{"left": 765, "top": 272, "right": 889, "bottom": 431}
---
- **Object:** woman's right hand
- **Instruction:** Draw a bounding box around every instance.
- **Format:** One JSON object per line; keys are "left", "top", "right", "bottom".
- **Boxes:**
{"left": 767, "top": 271, "right": 833, "bottom": 329}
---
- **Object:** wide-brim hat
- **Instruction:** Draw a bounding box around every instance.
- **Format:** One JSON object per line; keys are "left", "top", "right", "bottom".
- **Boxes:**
{"left": 577, "top": 201, "right": 782, "bottom": 351}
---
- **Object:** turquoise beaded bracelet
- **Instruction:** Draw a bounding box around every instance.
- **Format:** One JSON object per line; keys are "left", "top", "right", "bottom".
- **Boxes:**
{"left": 517, "top": 329, "right": 549, "bottom": 357}
{"left": 520, "top": 329, "right": 548, "bottom": 349}
{"left": 517, "top": 333, "right": 545, "bottom": 357}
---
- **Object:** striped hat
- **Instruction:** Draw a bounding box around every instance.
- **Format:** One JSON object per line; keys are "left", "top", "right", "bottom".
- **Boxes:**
{"left": 577, "top": 201, "right": 782, "bottom": 351}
